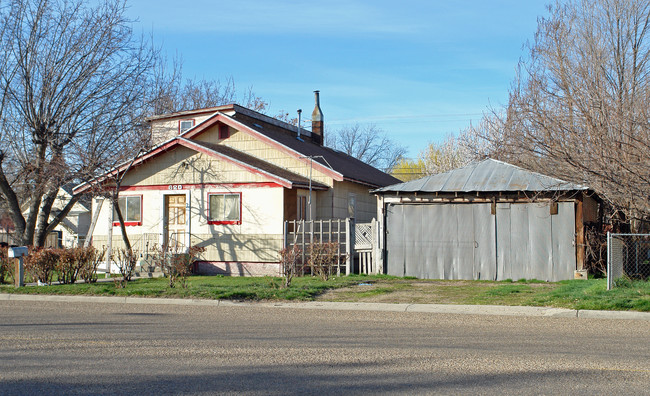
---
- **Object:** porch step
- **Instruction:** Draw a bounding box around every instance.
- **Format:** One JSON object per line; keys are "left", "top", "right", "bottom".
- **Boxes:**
{"left": 134, "top": 271, "right": 165, "bottom": 278}
{"left": 134, "top": 266, "right": 164, "bottom": 278}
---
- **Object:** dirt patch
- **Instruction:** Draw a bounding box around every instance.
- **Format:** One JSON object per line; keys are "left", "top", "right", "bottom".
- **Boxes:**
{"left": 314, "top": 279, "right": 556, "bottom": 304}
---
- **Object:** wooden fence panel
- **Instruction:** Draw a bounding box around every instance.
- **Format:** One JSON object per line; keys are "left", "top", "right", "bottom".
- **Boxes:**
{"left": 283, "top": 218, "right": 380, "bottom": 276}
{"left": 284, "top": 219, "right": 351, "bottom": 275}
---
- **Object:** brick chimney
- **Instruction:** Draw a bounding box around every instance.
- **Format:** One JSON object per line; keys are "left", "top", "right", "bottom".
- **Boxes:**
{"left": 311, "top": 90, "right": 324, "bottom": 145}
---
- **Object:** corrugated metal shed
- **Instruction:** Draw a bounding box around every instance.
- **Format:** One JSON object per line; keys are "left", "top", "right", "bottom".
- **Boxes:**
{"left": 375, "top": 159, "right": 587, "bottom": 193}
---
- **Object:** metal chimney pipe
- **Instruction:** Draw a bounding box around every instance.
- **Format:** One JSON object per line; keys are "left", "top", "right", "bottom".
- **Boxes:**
{"left": 297, "top": 109, "right": 302, "bottom": 140}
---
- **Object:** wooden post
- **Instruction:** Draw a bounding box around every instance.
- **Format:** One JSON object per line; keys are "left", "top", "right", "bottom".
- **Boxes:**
{"left": 336, "top": 219, "right": 341, "bottom": 276}
{"left": 14, "top": 257, "right": 24, "bottom": 287}
{"left": 575, "top": 196, "right": 585, "bottom": 271}
{"left": 377, "top": 197, "right": 385, "bottom": 275}
{"left": 327, "top": 219, "right": 332, "bottom": 243}
{"left": 106, "top": 199, "right": 113, "bottom": 277}
{"left": 345, "top": 218, "right": 352, "bottom": 275}
{"left": 370, "top": 218, "right": 376, "bottom": 274}
{"left": 283, "top": 221, "right": 288, "bottom": 249}
{"left": 300, "top": 220, "right": 305, "bottom": 276}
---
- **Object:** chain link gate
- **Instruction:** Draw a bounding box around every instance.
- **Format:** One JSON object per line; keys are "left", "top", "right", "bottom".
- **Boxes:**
{"left": 607, "top": 233, "right": 650, "bottom": 289}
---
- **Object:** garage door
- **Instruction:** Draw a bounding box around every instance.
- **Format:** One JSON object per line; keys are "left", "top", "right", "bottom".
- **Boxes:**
{"left": 385, "top": 202, "right": 576, "bottom": 281}
{"left": 385, "top": 203, "right": 496, "bottom": 280}
{"left": 496, "top": 202, "right": 576, "bottom": 282}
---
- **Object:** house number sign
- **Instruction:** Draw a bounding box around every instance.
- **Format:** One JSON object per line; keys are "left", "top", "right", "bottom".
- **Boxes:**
{"left": 168, "top": 185, "right": 184, "bottom": 190}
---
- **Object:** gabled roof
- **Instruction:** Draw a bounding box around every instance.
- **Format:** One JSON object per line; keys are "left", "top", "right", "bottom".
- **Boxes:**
{"left": 75, "top": 104, "right": 400, "bottom": 194}
{"left": 145, "top": 104, "right": 235, "bottom": 122}
{"left": 21, "top": 185, "right": 91, "bottom": 214}
{"left": 374, "top": 159, "right": 589, "bottom": 193}
{"left": 179, "top": 107, "right": 400, "bottom": 188}
{"left": 182, "top": 139, "right": 328, "bottom": 190}
{"left": 74, "top": 136, "right": 329, "bottom": 194}
{"left": 230, "top": 112, "right": 400, "bottom": 187}
{"left": 60, "top": 183, "right": 91, "bottom": 211}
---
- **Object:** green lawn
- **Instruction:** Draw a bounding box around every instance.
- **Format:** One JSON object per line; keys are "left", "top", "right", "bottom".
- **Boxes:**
{"left": 1, "top": 275, "right": 649, "bottom": 312}
{"left": 0, "top": 275, "right": 379, "bottom": 301}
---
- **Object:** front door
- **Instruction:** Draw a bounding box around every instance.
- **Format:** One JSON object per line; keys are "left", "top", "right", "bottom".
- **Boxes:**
{"left": 165, "top": 195, "right": 186, "bottom": 251}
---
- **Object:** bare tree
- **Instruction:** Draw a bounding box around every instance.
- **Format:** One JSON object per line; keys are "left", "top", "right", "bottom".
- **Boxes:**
{"left": 468, "top": 0, "right": 650, "bottom": 230}
{"left": 460, "top": 111, "right": 509, "bottom": 161}
{"left": 0, "top": 0, "right": 157, "bottom": 246}
{"left": 148, "top": 54, "right": 270, "bottom": 119}
{"left": 389, "top": 130, "right": 484, "bottom": 182}
{"left": 326, "top": 124, "right": 407, "bottom": 172}
{"left": 388, "top": 131, "right": 481, "bottom": 182}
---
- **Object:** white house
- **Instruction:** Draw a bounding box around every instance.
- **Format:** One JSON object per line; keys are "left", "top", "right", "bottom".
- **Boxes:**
{"left": 75, "top": 92, "right": 399, "bottom": 276}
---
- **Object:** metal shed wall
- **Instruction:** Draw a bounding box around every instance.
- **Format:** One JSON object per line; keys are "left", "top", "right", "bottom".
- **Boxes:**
{"left": 495, "top": 202, "right": 575, "bottom": 282}
{"left": 385, "top": 202, "right": 576, "bottom": 281}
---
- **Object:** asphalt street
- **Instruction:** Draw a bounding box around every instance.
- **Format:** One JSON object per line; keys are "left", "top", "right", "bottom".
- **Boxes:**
{"left": 1, "top": 299, "right": 649, "bottom": 395}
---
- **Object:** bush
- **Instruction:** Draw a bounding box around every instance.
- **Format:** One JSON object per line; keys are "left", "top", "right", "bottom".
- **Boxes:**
{"left": 113, "top": 248, "right": 138, "bottom": 288}
{"left": 279, "top": 245, "right": 301, "bottom": 288}
{"left": 584, "top": 225, "right": 607, "bottom": 277}
{"left": 308, "top": 241, "right": 341, "bottom": 281}
{"left": 79, "top": 246, "right": 105, "bottom": 283}
{"left": 151, "top": 245, "right": 205, "bottom": 288}
{"left": 0, "top": 244, "right": 11, "bottom": 284}
{"left": 56, "top": 248, "right": 85, "bottom": 284}
{"left": 24, "top": 247, "right": 59, "bottom": 285}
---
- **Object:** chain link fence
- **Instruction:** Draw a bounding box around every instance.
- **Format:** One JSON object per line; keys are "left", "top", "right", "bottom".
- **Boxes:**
{"left": 607, "top": 233, "right": 650, "bottom": 289}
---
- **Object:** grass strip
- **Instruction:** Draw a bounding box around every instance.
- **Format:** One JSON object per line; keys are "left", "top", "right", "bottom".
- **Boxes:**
{"left": 0, "top": 276, "right": 648, "bottom": 312}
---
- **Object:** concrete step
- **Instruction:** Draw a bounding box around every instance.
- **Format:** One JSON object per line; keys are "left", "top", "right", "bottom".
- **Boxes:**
{"left": 134, "top": 267, "right": 165, "bottom": 278}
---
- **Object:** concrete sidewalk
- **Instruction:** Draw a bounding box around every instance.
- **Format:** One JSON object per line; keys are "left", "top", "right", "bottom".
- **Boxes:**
{"left": 1, "top": 293, "right": 649, "bottom": 321}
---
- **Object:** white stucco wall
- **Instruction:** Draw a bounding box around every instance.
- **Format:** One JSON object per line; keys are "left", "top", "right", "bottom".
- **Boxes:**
{"left": 90, "top": 184, "right": 285, "bottom": 263}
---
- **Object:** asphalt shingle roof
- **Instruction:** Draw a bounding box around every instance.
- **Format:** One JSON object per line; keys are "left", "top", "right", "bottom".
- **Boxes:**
{"left": 231, "top": 112, "right": 401, "bottom": 188}
{"left": 188, "top": 139, "right": 328, "bottom": 189}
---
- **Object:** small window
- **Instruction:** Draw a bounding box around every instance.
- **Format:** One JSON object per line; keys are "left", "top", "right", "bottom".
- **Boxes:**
{"left": 113, "top": 196, "right": 142, "bottom": 226}
{"left": 179, "top": 119, "right": 195, "bottom": 134}
{"left": 208, "top": 193, "right": 241, "bottom": 225}
{"left": 348, "top": 193, "right": 356, "bottom": 219}
{"left": 297, "top": 195, "right": 307, "bottom": 220}
{"left": 219, "top": 124, "right": 230, "bottom": 139}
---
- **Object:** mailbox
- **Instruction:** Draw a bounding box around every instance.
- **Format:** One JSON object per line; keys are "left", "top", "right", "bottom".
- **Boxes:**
{"left": 8, "top": 246, "right": 28, "bottom": 258}
{"left": 8, "top": 246, "right": 28, "bottom": 287}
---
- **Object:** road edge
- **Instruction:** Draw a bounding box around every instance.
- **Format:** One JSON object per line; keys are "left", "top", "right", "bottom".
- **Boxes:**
{"left": 2, "top": 293, "right": 649, "bottom": 320}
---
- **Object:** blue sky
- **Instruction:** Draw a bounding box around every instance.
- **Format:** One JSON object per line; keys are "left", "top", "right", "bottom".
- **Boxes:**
{"left": 127, "top": 1, "right": 549, "bottom": 158}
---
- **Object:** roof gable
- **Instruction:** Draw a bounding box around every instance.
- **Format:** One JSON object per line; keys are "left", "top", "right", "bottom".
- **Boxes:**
{"left": 178, "top": 108, "right": 399, "bottom": 188}
{"left": 178, "top": 139, "right": 327, "bottom": 189}
{"left": 179, "top": 111, "right": 345, "bottom": 182}
{"left": 74, "top": 136, "right": 328, "bottom": 193}
{"left": 75, "top": 104, "right": 400, "bottom": 193}
{"left": 230, "top": 112, "right": 400, "bottom": 187}
{"left": 145, "top": 105, "right": 235, "bottom": 122}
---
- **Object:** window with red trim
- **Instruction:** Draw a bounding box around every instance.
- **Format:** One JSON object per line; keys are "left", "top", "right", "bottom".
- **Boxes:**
{"left": 219, "top": 124, "right": 230, "bottom": 139}
{"left": 179, "top": 119, "right": 195, "bottom": 134}
{"left": 208, "top": 193, "right": 241, "bottom": 224}
{"left": 113, "top": 196, "right": 142, "bottom": 226}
